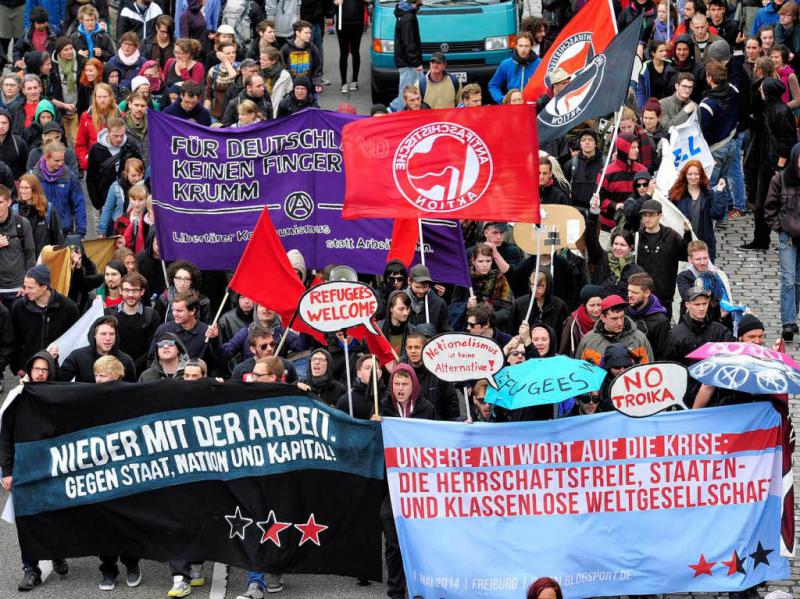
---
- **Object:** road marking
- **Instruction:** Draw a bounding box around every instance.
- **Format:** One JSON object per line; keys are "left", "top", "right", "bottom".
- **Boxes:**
{"left": 209, "top": 562, "right": 228, "bottom": 599}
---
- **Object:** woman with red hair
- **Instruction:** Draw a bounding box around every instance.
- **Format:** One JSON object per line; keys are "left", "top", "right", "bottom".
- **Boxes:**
{"left": 669, "top": 159, "right": 728, "bottom": 261}
{"left": 527, "top": 577, "right": 563, "bottom": 599}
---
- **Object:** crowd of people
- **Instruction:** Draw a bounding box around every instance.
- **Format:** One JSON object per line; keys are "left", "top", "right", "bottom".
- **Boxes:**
{"left": 0, "top": 0, "right": 792, "bottom": 597}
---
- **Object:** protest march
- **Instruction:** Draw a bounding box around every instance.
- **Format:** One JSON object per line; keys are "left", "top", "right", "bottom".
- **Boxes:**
{"left": 0, "top": 0, "right": 798, "bottom": 597}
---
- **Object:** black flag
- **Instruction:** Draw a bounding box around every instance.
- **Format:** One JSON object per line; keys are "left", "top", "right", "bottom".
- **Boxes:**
{"left": 9, "top": 380, "right": 385, "bottom": 581}
{"left": 537, "top": 15, "right": 644, "bottom": 144}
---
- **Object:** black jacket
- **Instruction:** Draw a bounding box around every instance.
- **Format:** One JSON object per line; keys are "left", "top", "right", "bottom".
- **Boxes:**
{"left": 336, "top": 377, "right": 384, "bottom": 420}
{"left": 393, "top": 3, "right": 422, "bottom": 68}
{"left": 48, "top": 52, "right": 85, "bottom": 106}
{"left": 762, "top": 78, "right": 797, "bottom": 172}
{"left": 12, "top": 26, "right": 57, "bottom": 63}
{"left": 636, "top": 225, "right": 691, "bottom": 310}
{"left": 136, "top": 228, "right": 167, "bottom": 304}
{"left": 565, "top": 151, "right": 603, "bottom": 211}
{"left": 405, "top": 360, "right": 460, "bottom": 421}
{"left": 626, "top": 295, "right": 671, "bottom": 360}
{"left": 69, "top": 28, "right": 115, "bottom": 63}
{"left": 0, "top": 126, "right": 29, "bottom": 180}
{"left": 59, "top": 315, "right": 137, "bottom": 382}
{"left": 301, "top": 349, "right": 347, "bottom": 407}
{"left": 85, "top": 134, "right": 143, "bottom": 210}
{"left": 379, "top": 395, "right": 437, "bottom": 419}
{"left": 10, "top": 289, "right": 80, "bottom": 373}
{"left": 667, "top": 313, "right": 735, "bottom": 364}
{"left": 16, "top": 201, "right": 63, "bottom": 258}
{"left": 221, "top": 89, "right": 274, "bottom": 126}
{"left": 106, "top": 302, "right": 161, "bottom": 376}
{"left": 510, "top": 268, "right": 569, "bottom": 343}
{"left": 405, "top": 288, "right": 450, "bottom": 334}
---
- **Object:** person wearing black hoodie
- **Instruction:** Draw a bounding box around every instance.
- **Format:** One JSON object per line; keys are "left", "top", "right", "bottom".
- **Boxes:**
{"left": 402, "top": 331, "right": 460, "bottom": 420}
{"left": 135, "top": 228, "right": 167, "bottom": 305}
{"left": 510, "top": 268, "right": 568, "bottom": 343}
{"left": 0, "top": 106, "right": 29, "bottom": 179}
{"left": 336, "top": 353, "right": 384, "bottom": 419}
{"left": 58, "top": 315, "right": 137, "bottom": 382}
{"left": 622, "top": 171, "right": 653, "bottom": 233}
{"left": 635, "top": 199, "right": 692, "bottom": 318}
{"left": 0, "top": 349, "right": 69, "bottom": 591}
{"left": 276, "top": 75, "right": 319, "bottom": 117}
{"left": 139, "top": 331, "right": 189, "bottom": 381}
{"left": 390, "top": 0, "right": 422, "bottom": 112}
{"left": 374, "top": 363, "right": 436, "bottom": 599}
{"left": 298, "top": 348, "right": 346, "bottom": 407}
{"left": 378, "top": 289, "right": 417, "bottom": 359}
{"left": 405, "top": 263, "right": 450, "bottom": 333}
{"left": 106, "top": 271, "right": 159, "bottom": 376}
{"left": 744, "top": 77, "right": 797, "bottom": 250}
{"left": 669, "top": 35, "right": 706, "bottom": 102}
{"left": 626, "top": 272, "right": 671, "bottom": 359}
{"left": 765, "top": 142, "right": 800, "bottom": 340}
{"left": 564, "top": 129, "right": 603, "bottom": 214}
{"left": 378, "top": 259, "right": 408, "bottom": 316}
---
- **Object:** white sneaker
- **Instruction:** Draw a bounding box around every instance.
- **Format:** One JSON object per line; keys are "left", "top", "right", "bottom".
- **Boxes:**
{"left": 189, "top": 564, "right": 204, "bottom": 586}
{"left": 266, "top": 574, "right": 284, "bottom": 593}
{"left": 349, "top": 81, "right": 359, "bottom": 91}
{"left": 168, "top": 575, "right": 191, "bottom": 597}
{"left": 340, "top": 84, "right": 348, "bottom": 93}
{"left": 236, "top": 582, "right": 264, "bottom": 599}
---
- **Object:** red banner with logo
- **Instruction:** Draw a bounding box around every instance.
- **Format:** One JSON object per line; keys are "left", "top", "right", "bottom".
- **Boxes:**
{"left": 522, "top": 0, "right": 617, "bottom": 101}
{"left": 341, "top": 105, "right": 540, "bottom": 223}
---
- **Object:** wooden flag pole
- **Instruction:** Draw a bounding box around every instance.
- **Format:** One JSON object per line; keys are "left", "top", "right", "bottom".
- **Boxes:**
{"left": 204, "top": 289, "right": 230, "bottom": 344}
{"left": 371, "top": 355, "right": 380, "bottom": 417}
{"left": 343, "top": 330, "right": 354, "bottom": 417}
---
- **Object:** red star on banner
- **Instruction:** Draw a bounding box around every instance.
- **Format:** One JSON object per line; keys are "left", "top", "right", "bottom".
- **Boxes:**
{"left": 689, "top": 554, "right": 716, "bottom": 577}
{"left": 256, "top": 511, "right": 292, "bottom": 547}
{"left": 722, "top": 550, "right": 746, "bottom": 576}
{"left": 294, "top": 514, "right": 328, "bottom": 547}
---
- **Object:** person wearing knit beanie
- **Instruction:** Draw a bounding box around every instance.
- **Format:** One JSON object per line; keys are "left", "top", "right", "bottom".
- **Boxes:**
{"left": 26, "top": 264, "right": 51, "bottom": 287}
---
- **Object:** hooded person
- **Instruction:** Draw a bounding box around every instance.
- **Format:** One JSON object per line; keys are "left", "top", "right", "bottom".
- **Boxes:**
{"left": 598, "top": 342, "right": 638, "bottom": 411}
{"left": 102, "top": 62, "right": 128, "bottom": 103}
{"left": 378, "top": 289, "right": 417, "bottom": 359}
{"left": 276, "top": 75, "right": 319, "bottom": 117}
{"left": 596, "top": 133, "right": 648, "bottom": 233}
{"left": 559, "top": 284, "right": 606, "bottom": 356}
{"left": 405, "top": 263, "right": 450, "bottom": 333}
{"left": 336, "top": 353, "right": 385, "bottom": 420}
{"left": 139, "top": 331, "right": 190, "bottom": 381}
{"left": 134, "top": 229, "right": 165, "bottom": 304}
{"left": 299, "top": 348, "right": 346, "bottom": 407}
{"left": 379, "top": 259, "right": 409, "bottom": 315}
{"left": 669, "top": 35, "right": 706, "bottom": 102}
{"left": 21, "top": 98, "right": 55, "bottom": 149}
{"left": 622, "top": 171, "right": 653, "bottom": 233}
{"left": 216, "top": 293, "right": 255, "bottom": 343}
{"left": 58, "top": 315, "right": 137, "bottom": 382}
{"left": 379, "top": 362, "right": 437, "bottom": 419}
{"left": 510, "top": 268, "right": 568, "bottom": 341}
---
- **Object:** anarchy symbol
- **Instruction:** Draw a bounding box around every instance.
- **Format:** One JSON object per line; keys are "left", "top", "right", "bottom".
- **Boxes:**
{"left": 713, "top": 365, "right": 749, "bottom": 388}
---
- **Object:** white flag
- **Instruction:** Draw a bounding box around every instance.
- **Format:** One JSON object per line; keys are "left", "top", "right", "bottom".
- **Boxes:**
{"left": 52, "top": 296, "right": 105, "bottom": 365}
{"left": 655, "top": 112, "right": 715, "bottom": 196}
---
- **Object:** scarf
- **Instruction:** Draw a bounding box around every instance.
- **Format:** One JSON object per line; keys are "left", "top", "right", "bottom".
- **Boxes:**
{"left": 118, "top": 48, "right": 141, "bottom": 67}
{"left": 777, "top": 64, "right": 795, "bottom": 104}
{"left": 124, "top": 111, "right": 147, "bottom": 140}
{"left": 77, "top": 24, "right": 97, "bottom": 58}
{"left": 607, "top": 253, "right": 633, "bottom": 282}
{"left": 572, "top": 304, "right": 595, "bottom": 336}
{"left": 471, "top": 269, "right": 512, "bottom": 305}
{"left": 261, "top": 63, "right": 283, "bottom": 93}
{"left": 653, "top": 19, "right": 675, "bottom": 41}
{"left": 57, "top": 55, "right": 77, "bottom": 94}
{"left": 37, "top": 156, "right": 64, "bottom": 182}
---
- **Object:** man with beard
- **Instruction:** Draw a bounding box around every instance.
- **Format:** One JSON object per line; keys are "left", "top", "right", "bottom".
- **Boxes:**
{"left": 57, "top": 316, "right": 137, "bottom": 382}
{"left": 626, "top": 273, "right": 671, "bottom": 359}
{"left": 405, "top": 264, "right": 450, "bottom": 333}
{"left": 488, "top": 31, "right": 540, "bottom": 104}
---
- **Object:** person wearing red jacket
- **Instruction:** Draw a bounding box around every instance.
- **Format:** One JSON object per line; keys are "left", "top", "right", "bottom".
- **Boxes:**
{"left": 593, "top": 133, "right": 646, "bottom": 233}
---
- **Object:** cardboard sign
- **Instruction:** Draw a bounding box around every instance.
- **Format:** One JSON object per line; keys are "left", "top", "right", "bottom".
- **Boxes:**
{"left": 610, "top": 362, "right": 688, "bottom": 418}
{"left": 513, "top": 204, "right": 586, "bottom": 253}
{"left": 298, "top": 281, "right": 379, "bottom": 334}
{"left": 422, "top": 333, "right": 503, "bottom": 388}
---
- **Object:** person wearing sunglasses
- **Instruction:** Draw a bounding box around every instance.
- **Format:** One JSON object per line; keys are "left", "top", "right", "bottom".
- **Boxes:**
{"left": 378, "top": 259, "right": 409, "bottom": 316}
{"left": 570, "top": 391, "right": 602, "bottom": 416}
{"left": 538, "top": 151, "right": 570, "bottom": 206}
{"left": 139, "top": 332, "right": 189, "bottom": 381}
{"left": 229, "top": 324, "right": 298, "bottom": 383}
{"left": 296, "top": 348, "right": 345, "bottom": 407}
{"left": 470, "top": 379, "right": 493, "bottom": 422}
{"left": 620, "top": 171, "right": 654, "bottom": 233}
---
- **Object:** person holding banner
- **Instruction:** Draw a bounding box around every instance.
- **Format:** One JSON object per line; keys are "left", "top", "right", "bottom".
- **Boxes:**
{"left": 510, "top": 269, "right": 568, "bottom": 344}
{"left": 336, "top": 353, "right": 382, "bottom": 419}
{"left": 465, "top": 243, "right": 514, "bottom": 332}
{"left": 402, "top": 331, "right": 460, "bottom": 420}
{"left": 378, "top": 290, "right": 416, "bottom": 361}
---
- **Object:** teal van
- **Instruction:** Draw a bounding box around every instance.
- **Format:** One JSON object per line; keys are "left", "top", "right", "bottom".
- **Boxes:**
{"left": 370, "top": 0, "right": 519, "bottom": 104}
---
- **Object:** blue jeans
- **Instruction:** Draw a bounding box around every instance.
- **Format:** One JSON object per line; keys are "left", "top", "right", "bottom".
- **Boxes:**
{"left": 779, "top": 232, "right": 800, "bottom": 325}
{"left": 247, "top": 571, "right": 264, "bottom": 589}
{"left": 389, "top": 67, "right": 419, "bottom": 112}
{"left": 312, "top": 22, "right": 324, "bottom": 70}
{"left": 728, "top": 132, "right": 747, "bottom": 211}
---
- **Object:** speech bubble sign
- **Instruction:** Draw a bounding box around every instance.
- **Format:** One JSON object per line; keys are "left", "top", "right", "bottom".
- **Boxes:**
{"left": 609, "top": 362, "right": 689, "bottom": 418}
{"left": 422, "top": 333, "right": 504, "bottom": 389}
{"left": 298, "top": 281, "right": 380, "bottom": 334}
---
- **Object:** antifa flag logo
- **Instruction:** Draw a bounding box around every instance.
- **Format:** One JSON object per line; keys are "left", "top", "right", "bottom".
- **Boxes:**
{"left": 544, "top": 32, "right": 596, "bottom": 87}
{"left": 540, "top": 55, "right": 606, "bottom": 131}
{"left": 392, "top": 123, "right": 493, "bottom": 214}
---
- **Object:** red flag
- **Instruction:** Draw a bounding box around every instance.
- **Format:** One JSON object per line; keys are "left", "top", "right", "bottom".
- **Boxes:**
{"left": 229, "top": 208, "right": 325, "bottom": 343}
{"left": 522, "top": 0, "right": 617, "bottom": 101}
{"left": 342, "top": 105, "right": 539, "bottom": 222}
{"left": 387, "top": 219, "right": 419, "bottom": 267}
{"left": 350, "top": 320, "right": 396, "bottom": 366}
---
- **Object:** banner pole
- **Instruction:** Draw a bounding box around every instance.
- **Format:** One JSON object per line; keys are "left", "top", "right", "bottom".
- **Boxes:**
{"left": 371, "top": 355, "right": 380, "bottom": 417}
{"left": 464, "top": 384, "right": 471, "bottom": 422}
{"left": 204, "top": 289, "right": 230, "bottom": 344}
{"left": 160, "top": 260, "right": 170, "bottom": 323}
{"left": 524, "top": 225, "right": 544, "bottom": 325}
{"left": 593, "top": 107, "right": 625, "bottom": 202}
{"left": 274, "top": 307, "right": 299, "bottom": 357}
{"left": 343, "top": 330, "right": 354, "bottom": 417}
{"left": 666, "top": 0, "right": 671, "bottom": 40}
{"left": 549, "top": 225, "right": 556, "bottom": 277}
{"left": 418, "top": 219, "right": 430, "bottom": 323}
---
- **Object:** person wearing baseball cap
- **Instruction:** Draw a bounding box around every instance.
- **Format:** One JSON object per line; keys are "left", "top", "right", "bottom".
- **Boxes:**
{"left": 564, "top": 129, "right": 603, "bottom": 213}
{"left": 666, "top": 284, "right": 734, "bottom": 366}
{"left": 574, "top": 293, "right": 653, "bottom": 366}
{"left": 635, "top": 197, "right": 693, "bottom": 320}
{"left": 406, "top": 264, "right": 450, "bottom": 334}
{"left": 420, "top": 51, "right": 462, "bottom": 109}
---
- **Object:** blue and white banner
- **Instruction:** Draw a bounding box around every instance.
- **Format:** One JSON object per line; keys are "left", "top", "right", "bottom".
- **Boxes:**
{"left": 382, "top": 403, "right": 789, "bottom": 598}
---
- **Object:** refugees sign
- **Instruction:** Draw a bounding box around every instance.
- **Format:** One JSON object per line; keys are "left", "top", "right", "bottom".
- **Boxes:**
{"left": 382, "top": 403, "right": 789, "bottom": 598}
{"left": 610, "top": 362, "right": 689, "bottom": 417}
{"left": 422, "top": 333, "right": 503, "bottom": 388}
{"left": 298, "top": 281, "right": 380, "bottom": 334}
{"left": 10, "top": 380, "right": 384, "bottom": 580}
{"left": 147, "top": 110, "right": 471, "bottom": 287}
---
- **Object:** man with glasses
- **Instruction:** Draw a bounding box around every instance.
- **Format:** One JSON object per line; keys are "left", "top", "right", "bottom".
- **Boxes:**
{"left": 465, "top": 304, "right": 511, "bottom": 347}
{"left": 230, "top": 325, "right": 297, "bottom": 383}
{"left": 659, "top": 72, "right": 696, "bottom": 130}
{"left": 109, "top": 272, "right": 159, "bottom": 377}
{"left": 139, "top": 332, "right": 189, "bottom": 381}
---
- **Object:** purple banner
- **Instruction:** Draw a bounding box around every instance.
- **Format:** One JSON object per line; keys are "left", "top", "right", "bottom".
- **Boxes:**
{"left": 147, "top": 110, "right": 471, "bottom": 287}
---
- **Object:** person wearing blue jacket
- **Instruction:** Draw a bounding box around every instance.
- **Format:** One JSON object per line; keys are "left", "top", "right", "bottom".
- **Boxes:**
{"left": 752, "top": 0, "right": 785, "bottom": 34}
{"left": 30, "top": 141, "right": 86, "bottom": 237}
{"left": 23, "top": 0, "right": 63, "bottom": 33}
{"left": 488, "top": 31, "right": 540, "bottom": 104}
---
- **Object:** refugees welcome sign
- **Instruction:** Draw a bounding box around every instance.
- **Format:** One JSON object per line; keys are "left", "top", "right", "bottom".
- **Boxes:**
{"left": 382, "top": 404, "right": 789, "bottom": 597}
{"left": 148, "top": 110, "right": 471, "bottom": 287}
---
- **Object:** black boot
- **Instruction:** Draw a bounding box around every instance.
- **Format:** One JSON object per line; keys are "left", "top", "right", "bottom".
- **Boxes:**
{"left": 782, "top": 324, "right": 795, "bottom": 342}
{"left": 18, "top": 570, "right": 42, "bottom": 591}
